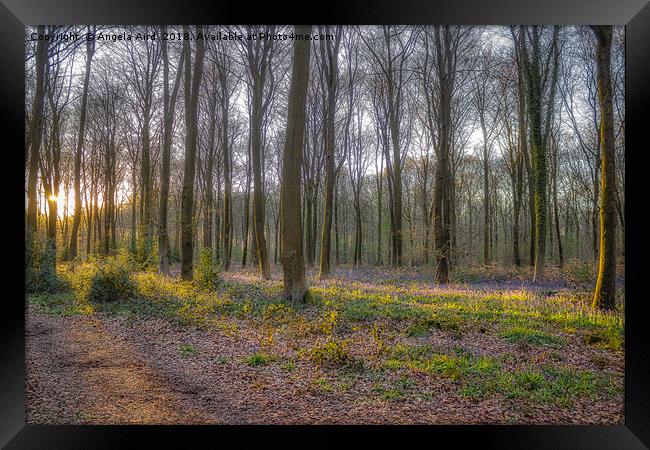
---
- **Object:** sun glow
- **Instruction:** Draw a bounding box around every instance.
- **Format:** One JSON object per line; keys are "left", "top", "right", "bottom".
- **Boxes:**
{"left": 48, "top": 194, "right": 58, "bottom": 202}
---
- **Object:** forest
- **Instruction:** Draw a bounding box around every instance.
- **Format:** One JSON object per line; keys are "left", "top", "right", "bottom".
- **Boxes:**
{"left": 25, "top": 25, "right": 625, "bottom": 425}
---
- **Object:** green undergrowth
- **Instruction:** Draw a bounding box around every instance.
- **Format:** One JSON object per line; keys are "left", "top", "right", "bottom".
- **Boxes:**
{"left": 381, "top": 343, "right": 500, "bottom": 381}
{"left": 460, "top": 365, "right": 619, "bottom": 406}
{"left": 298, "top": 338, "right": 365, "bottom": 371}
{"left": 30, "top": 260, "right": 624, "bottom": 354}
{"left": 26, "top": 260, "right": 624, "bottom": 411}
{"left": 27, "top": 291, "right": 91, "bottom": 317}
{"left": 245, "top": 352, "right": 274, "bottom": 367}
{"left": 499, "top": 326, "right": 564, "bottom": 348}
{"left": 378, "top": 342, "right": 618, "bottom": 406}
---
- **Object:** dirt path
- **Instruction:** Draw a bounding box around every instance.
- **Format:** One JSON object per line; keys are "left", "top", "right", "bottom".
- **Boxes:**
{"left": 26, "top": 308, "right": 514, "bottom": 424}
{"left": 25, "top": 308, "right": 211, "bottom": 424}
{"left": 26, "top": 304, "right": 623, "bottom": 425}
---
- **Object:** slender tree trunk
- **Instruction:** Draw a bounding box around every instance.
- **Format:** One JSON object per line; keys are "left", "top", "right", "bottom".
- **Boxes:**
{"left": 552, "top": 139, "right": 564, "bottom": 267}
{"left": 221, "top": 78, "right": 233, "bottom": 271}
{"left": 305, "top": 186, "right": 314, "bottom": 265}
{"left": 251, "top": 82, "right": 271, "bottom": 279}
{"left": 180, "top": 26, "right": 205, "bottom": 281}
{"left": 520, "top": 26, "right": 555, "bottom": 282}
{"left": 158, "top": 25, "right": 183, "bottom": 275}
{"left": 433, "top": 26, "right": 454, "bottom": 284}
{"left": 592, "top": 25, "right": 617, "bottom": 310}
{"left": 318, "top": 28, "right": 341, "bottom": 279}
{"left": 241, "top": 140, "right": 251, "bottom": 267}
{"left": 480, "top": 113, "right": 490, "bottom": 265}
{"left": 281, "top": 25, "right": 311, "bottom": 301}
{"left": 319, "top": 145, "right": 335, "bottom": 278}
{"left": 513, "top": 26, "right": 536, "bottom": 268}
{"left": 376, "top": 169, "right": 383, "bottom": 265}
{"left": 512, "top": 160, "right": 523, "bottom": 266}
{"left": 130, "top": 164, "right": 137, "bottom": 253}
{"left": 68, "top": 28, "right": 94, "bottom": 260}
{"left": 203, "top": 89, "right": 217, "bottom": 250}
{"left": 26, "top": 25, "right": 48, "bottom": 235}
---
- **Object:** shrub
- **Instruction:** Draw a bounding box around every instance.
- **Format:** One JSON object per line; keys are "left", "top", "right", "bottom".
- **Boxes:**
{"left": 86, "top": 259, "right": 137, "bottom": 303}
{"left": 194, "top": 248, "right": 222, "bottom": 291}
{"left": 117, "top": 246, "right": 137, "bottom": 271}
{"left": 132, "top": 232, "right": 158, "bottom": 271}
{"left": 25, "top": 235, "right": 64, "bottom": 294}
{"left": 37, "top": 239, "right": 64, "bottom": 293}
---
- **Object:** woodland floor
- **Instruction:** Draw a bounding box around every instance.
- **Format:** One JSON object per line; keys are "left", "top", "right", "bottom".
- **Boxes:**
{"left": 26, "top": 263, "right": 624, "bottom": 424}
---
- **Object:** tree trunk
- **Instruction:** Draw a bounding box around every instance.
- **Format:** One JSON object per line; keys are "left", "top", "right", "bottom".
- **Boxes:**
{"left": 242, "top": 140, "right": 251, "bottom": 267}
{"left": 552, "top": 137, "right": 564, "bottom": 267}
{"left": 432, "top": 26, "right": 454, "bottom": 284}
{"left": 180, "top": 26, "right": 205, "bottom": 281}
{"left": 220, "top": 72, "right": 233, "bottom": 271}
{"left": 376, "top": 167, "right": 383, "bottom": 265}
{"left": 318, "top": 28, "right": 341, "bottom": 279}
{"left": 281, "top": 25, "right": 311, "bottom": 301}
{"left": 591, "top": 25, "right": 617, "bottom": 310}
{"left": 158, "top": 25, "right": 183, "bottom": 275}
{"left": 26, "top": 25, "right": 49, "bottom": 235}
{"left": 475, "top": 80, "right": 491, "bottom": 267}
{"left": 68, "top": 28, "right": 94, "bottom": 260}
{"left": 251, "top": 82, "right": 271, "bottom": 279}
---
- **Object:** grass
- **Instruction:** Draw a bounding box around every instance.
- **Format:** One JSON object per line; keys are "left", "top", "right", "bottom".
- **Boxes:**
{"left": 461, "top": 365, "right": 618, "bottom": 406}
{"left": 377, "top": 340, "right": 620, "bottom": 407}
{"left": 28, "top": 259, "right": 625, "bottom": 416}
{"left": 179, "top": 343, "right": 198, "bottom": 358}
{"left": 245, "top": 352, "right": 273, "bottom": 367}
{"left": 280, "top": 358, "right": 296, "bottom": 372}
{"left": 47, "top": 261, "right": 624, "bottom": 346}
{"left": 499, "top": 326, "right": 564, "bottom": 347}
{"left": 581, "top": 326, "right": 623, "bottom": 351}
{"left": 313, "top": 377, "right": 334, "bottom": 393}
{"left": 383, "top": 343, "right": 500, "bottom": 381}
{"left": 299, "top": 339, "right": 362, "bottom": 369}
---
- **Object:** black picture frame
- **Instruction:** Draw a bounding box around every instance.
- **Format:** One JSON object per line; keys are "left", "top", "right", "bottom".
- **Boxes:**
{"left": 2, "top": 0, "right": 648, "bottom": 447}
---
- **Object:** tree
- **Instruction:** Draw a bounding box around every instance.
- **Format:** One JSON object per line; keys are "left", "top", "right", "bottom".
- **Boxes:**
{"left": 427, "top": 26, "right": 472, "bottom": 284}
{"left": 242, "top": 25, "right": 276, "bottom": 280}
{"left": 472, "top": 45, "right": 502, "bottom": 265}
{"left": 281, "top": 25, "right": 312, "bottom": 301}
{"left": 317, "top": 25, "right": 343, "bottom": 279}
{"left": 22, "top": 25, "right": 625, "bottom": 296}
{"left": 511, "top": 26, "right": 536, "bottom": 268}
{"left": 158, "top": 25, "right": 185, "bottom": 275}
{"left": 210, "top": 36, "right": 236, "bottom": 271}
{"left": 362, "top": 26, "right": 416, "bottom": 269}
{"left": 26, "top": 25, "right": 49, "bottom": 235}
{"left": 518, "top": 25, "right": 560, "bottom": 282}
{"left": 68, "top": 26, "right": 95, "bottom": 260}
{"left": 498, "top": 74, "right": 525, "bottom": 267}
{"left": 591, "top": 25, "right": 617, "bottom": 310}
{"left": 41, "top": 31, "right": 75, "bottom": 264}
{"left": 124, "top": 26, "right": 161, "bottom": 257}
{"left": 303, "top": 79, "right": 324, "bottom": 266}
{"left": 180, "top": 25, "right": 206, "bottom": 281}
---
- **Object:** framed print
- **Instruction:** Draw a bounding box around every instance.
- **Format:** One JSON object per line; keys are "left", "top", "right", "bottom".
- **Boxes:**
{"left": 2, "top": 0, "right": 649, "bottom": 447}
